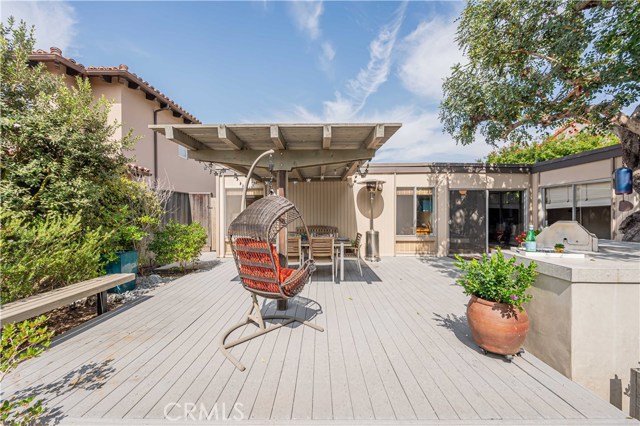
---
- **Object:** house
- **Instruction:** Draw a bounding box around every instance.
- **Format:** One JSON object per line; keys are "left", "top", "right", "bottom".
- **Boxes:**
{"left": 29, "top": 48, "right": 216, "bottom": 250}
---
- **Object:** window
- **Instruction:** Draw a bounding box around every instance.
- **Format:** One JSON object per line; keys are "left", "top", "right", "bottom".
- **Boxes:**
{"left": 178, "top": 145, "right": 188, "bottom": 159}
{"left": 543, "top": 181, "right": 612, "bottom": 239}
{"left": 396, "top": 187, "right": 434, "bottom": 236}
{"left": 576, "top": 182, "right": 611, "bottom": 239}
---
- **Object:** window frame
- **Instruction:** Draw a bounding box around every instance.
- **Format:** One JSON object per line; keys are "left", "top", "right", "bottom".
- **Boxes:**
{"left": 540, "top": 178, "right": 612, "bottom": 230}
{"left": 395, "top": 186, "right": 436, "bottom": 238}
{"left": 177, "top": 145, "right": 188, "bottom": 159}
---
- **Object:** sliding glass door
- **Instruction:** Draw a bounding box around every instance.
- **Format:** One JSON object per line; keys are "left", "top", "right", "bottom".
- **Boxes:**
{"left": 449, "top": 190, "right": 487, "bottom": 254}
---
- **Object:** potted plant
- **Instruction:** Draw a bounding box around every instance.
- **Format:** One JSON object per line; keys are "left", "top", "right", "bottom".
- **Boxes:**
{"left": 104, "top": 218, "right": 146, "bottom": 293}
{"left": 554, "top": 243, "right": 565, "bottom": 253}
{"left": 454, "top": 248, "right": 538, "bottom": 358}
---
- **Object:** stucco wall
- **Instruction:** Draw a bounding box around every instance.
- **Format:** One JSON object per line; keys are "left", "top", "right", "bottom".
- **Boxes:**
{"left": 538, "top": 159, "right": 613, "bottom": 186}
{"left": 507, "top": 251, "right": 640, "bottom": 415}
{"left": 118, "top": 87, "right": 214, "bottom": 194}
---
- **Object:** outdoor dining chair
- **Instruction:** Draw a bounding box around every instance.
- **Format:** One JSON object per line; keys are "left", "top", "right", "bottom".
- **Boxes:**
{"left": 287, "top": 235, "right": 303, "bottom": 266}
{"left": 310, "top": 236, "right": 335, "bottom": 279}
{"left": 343, "top": 232, "right": 363, "bottom": 276}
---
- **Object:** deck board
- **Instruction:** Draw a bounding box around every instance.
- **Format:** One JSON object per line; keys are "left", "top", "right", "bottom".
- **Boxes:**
{"left": 2, "top": 257, "right": 635, "bottom": 425}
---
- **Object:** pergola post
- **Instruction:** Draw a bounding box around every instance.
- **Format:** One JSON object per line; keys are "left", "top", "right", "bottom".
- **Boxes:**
{"left": 277, "top": 170, "right": 288, "bottom": 311}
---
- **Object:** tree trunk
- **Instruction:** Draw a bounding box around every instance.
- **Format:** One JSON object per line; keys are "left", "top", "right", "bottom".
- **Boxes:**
{"left": 613, "top": 105, "right": 640, "bottom": 242}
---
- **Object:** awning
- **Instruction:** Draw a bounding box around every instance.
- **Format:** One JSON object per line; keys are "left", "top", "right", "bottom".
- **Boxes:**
{"left": 149, "top": 123, "right": 401, "bottom": 181}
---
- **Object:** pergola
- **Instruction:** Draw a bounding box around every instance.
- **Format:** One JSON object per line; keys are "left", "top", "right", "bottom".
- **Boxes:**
{"left": 149, "top": 123, "right": 401, "bottom": 181}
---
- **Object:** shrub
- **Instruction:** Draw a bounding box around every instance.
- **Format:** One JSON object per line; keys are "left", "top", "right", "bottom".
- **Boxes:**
{"left": 0, "top": 19, "right": 136, "bottom": 230}
{"left": 486, "top": 132, "right": 619, "bottom": 164}
{"left": 0, "top": 213, "right": 108, "bottom": 303}
{"left": 454, "top": 248, "right": 537, "bottom": 310}
{"left": 1, "top": 316, "right": 53, "bottom": 425}
{"left": 149, "top": 221, "right": 207, "bottom": 271}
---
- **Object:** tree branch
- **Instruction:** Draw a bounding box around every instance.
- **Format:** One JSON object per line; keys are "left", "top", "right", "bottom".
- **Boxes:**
{"left": 611, "top": 111, "right": 640, "bottom": 137}
{"left": 505, "top": 49, "right": 560, "bottom": 64}
{"left": 574, "top": 0, "right": 614, "bottom": 12}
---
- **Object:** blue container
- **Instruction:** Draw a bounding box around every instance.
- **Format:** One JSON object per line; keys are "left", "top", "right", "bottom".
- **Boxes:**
{"left": 105, "top": 250, "right": 138, "bottom": 293}
{"left": 614, "top": 167, "right": 633, "bottom": 195}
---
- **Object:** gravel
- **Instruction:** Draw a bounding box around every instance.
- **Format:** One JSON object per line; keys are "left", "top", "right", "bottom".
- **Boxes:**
{"left": 106, "top": 274, "right": 176, "bottom": 304}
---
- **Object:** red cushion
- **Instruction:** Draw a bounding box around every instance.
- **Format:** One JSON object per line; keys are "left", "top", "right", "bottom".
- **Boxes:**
{"left": 234, "top": 238, "right": 282, "bottom": 293}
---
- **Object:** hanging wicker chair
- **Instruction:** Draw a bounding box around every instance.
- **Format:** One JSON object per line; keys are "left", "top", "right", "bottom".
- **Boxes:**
{"left": 221, "top": 195, "right": 324, "bottom": 371}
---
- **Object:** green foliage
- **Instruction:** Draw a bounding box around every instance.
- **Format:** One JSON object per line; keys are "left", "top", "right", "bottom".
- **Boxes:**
{"left": 0, "top": 18, "right": 136, "bottom": 229}
{"left": 0, "top": 20, "right": 169, "bottom": 300}
{"left": 440, "top": 0, "right": 640, "bottom": 146}
{"left": 1, "top": 316, "right": 53, "bottom": 425}
{"left": 0, "top": 213, "right": 108, "bottom": 303}
{"left": 486, "top": 133, "right": 619, "bottom": 164}
{"left": 454, "top": 249, "right": 537, "bottom": 310}
{"left": 100, "top": 177, "right": 166, "bottom": 257}
{"left": 149, "top": 221, "right": 207, "bottom": 271}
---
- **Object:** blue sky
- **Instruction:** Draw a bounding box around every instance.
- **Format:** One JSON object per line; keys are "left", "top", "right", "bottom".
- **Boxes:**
{"left": 2, "top": 0, "right": 494, "bottom": 162}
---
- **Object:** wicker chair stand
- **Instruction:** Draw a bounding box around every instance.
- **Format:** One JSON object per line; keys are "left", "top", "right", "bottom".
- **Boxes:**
{"left": 222, "top": 195, "right": 324, "bottom": 371}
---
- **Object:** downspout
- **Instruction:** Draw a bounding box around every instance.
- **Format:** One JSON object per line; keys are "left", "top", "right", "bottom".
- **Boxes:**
{"left": 153, "top": 105, "right": 171, "bottom": 186}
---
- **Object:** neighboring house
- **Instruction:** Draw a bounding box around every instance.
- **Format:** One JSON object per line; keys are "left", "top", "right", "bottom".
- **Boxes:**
{"left": 29, "top": 48, "right": 216, "bottom": 250}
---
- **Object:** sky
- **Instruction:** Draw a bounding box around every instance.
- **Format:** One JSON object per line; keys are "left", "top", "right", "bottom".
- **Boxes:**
{"left": 1, "top": 0, "right": 495, "bottom": 163}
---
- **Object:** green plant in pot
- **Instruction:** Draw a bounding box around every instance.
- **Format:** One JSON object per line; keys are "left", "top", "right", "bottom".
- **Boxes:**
{"left": 102, "top": 206, "right": 146, "bottom": 293}
{"left": 554, "top": 243, "right": 565, "bottom": 253}
{"left": 454, "top": 248, "right": 537, "bottom": 358}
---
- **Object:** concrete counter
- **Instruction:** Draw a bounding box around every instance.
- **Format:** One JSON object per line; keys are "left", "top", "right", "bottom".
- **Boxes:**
{"left": 503, "top": 241, "right": 640, "bottom": 415}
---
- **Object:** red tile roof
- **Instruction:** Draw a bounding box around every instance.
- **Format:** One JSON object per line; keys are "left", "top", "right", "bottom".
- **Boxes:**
{"left": 29, "top": 47, "right": 200, "bottom": 124}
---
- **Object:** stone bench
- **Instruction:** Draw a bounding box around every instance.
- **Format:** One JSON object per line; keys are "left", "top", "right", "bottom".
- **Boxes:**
{"left": 0, "top": 273, "right": 134, "bottom": 326}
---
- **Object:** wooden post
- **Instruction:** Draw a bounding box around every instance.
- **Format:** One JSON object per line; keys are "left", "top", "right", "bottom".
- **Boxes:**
{"left": 277, "top": 170, "right": 288, "bottom": 311}
{"left": 96, "top": 291, "right": 109, "bottom": 315}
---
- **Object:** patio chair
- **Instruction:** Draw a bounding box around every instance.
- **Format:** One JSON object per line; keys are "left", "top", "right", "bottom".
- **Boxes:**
{"left": 343, "top": 232, "right": 363, "bottom": 276}
{"left": 223, "top": 195, "right": 324, "bottom": 371}
{"left": 287, "top": 235, "right": 302, "bottom": 266}
{"left": 310, "top": 237, "right": 335, "bottom": 279}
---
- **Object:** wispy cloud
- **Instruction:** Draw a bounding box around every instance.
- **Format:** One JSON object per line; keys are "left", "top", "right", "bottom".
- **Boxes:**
{"left": 289, "top": 1, "right": 324, "bottom": 40}
{"left": 264, "top": 3, "right": 491, "bottom": 162}
{"left": 2, "top": 1, "right": 77, "bottom": 55}
{"left": 398, "top": 17, "right": 464, "bottom": 100}
{"left": 321, "top": 1, "right": 407, "bottom": 121}
{"left": 288, "top": 1, "right": 337, "bottom": 73}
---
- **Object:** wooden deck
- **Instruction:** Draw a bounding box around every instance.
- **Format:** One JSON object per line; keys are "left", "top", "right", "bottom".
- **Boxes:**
{"left": 2, "top": 257, "right": 636, "bottom": 425}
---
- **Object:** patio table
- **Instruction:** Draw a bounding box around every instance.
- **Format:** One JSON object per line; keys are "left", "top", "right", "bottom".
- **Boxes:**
{"left": 301, "top": 238, "right": 349, "bottom": 281}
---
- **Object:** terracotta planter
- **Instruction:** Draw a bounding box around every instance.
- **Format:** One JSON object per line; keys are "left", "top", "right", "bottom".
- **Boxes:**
{"left": 466, "top": 295, "right": 529, "bottom": 355}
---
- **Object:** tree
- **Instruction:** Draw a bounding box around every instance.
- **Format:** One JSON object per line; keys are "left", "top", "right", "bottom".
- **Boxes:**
{"left": 440, "top": 0, "right": 640, "bottom": 241}
{"left": 486, "top": 132, "right": 619, "bottom": 164}
{"left": 0, "top": 18, "right": 135, "bottom": 228}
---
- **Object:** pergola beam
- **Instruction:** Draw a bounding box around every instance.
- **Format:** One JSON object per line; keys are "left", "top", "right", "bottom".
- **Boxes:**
{"left": 270, "top": 125, "right": 286, "bottom": 149}
{"left": 364, "top": 124, "right": 385, "bottom": 149}
{"left": 320, "top": 165, "right": 327, "bottom": 178}
{"left": 164, "top": 126, "right": 208, "bottom": 151}
{"left": 190, "top": 148, "right": 375, "bottom": 171}
{"left": 293, "top": 169, "right": 304, "bottom": 181}
{"left": 342, "top": 161, "right": 360, "bottom": 181}
{"left": 323, "top": 125, "right": 332, "bottom": 149}
{"left": 218, "top": 125, "right": 244, "bottom": 150}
